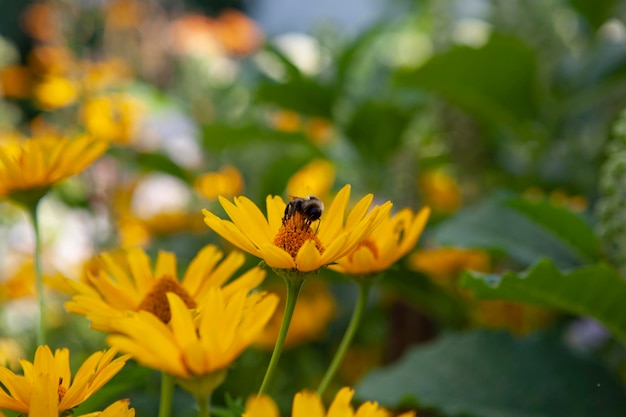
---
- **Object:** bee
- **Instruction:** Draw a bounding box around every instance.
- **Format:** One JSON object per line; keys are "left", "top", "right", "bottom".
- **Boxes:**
{"left": 283, "top": 195, "right": 324, "bottom": 228}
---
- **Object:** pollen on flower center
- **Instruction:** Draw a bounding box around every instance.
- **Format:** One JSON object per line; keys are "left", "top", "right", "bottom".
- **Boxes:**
{"left": 274, "top": 213, "right": 325, "bottom": 259}
{"left": 137, "top": 276, "right": 197, "bottom": 323}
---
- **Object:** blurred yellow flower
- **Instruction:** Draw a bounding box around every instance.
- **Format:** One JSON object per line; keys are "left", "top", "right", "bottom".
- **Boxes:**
{"left": 195, "top": 165, "right": 244, "bottom": 200}
{"left": 331, "top": 207, "right": 430, "bottom": 276}
{"left": 272, "top": 110, "right": 301, "bottom": 132}
{"left": 244, "top": 386, "right": 415, "bottom": 417}
{"left": 33, "top": 75, "right": 79, "bottom": 110}
{"left": 203, "top": 185, "right": 392, "bottom": 273}
{"left": 305, "top": 117, "right": 333, "bottom": 145}
{"left": 0, "top": 66, "right": 32, "bottom": 99}
{"left": 418, "top": 169, "right": 461, "bottom": 214}
{"left": 77, "top": 399, "right": 135, "bottom": 417}
{"left": 256, "top": 281, "right": 335, "bottom": 349}
{"left": 65, "top": 245, "right": 265, "bottom": 331}
{"left": 286, "top": 159, "right": 335, "bottom": 200}
{"left": 0, "top": 338, "right": 23, "bottom": 370}
{"left": 81, "top": 93, "right": 141, "bottom": 144}
{"left": 0, "top": 346, "right": 129, "bottom": 416}
{"left": 28, "top": 45, "right": 75, "bottom": 76}
{"left": 408, "top": 247, "right": 490, "bottom": 284}
{"left": 471, "top": 300, "right": 554, "bottom": 335}
{"left": 107, "top": 289, "right": 278, "bottom": 380}
{"left": 0, "top": 136, "right": 107, "bottom": 202}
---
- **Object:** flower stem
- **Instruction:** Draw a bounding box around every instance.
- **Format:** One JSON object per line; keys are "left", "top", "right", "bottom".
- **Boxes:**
{"left": 158, "top": 372, "right": 174, "bottom": 417}
{"left": 195, "top": 393, "right": 211, "bottom": 417}
{"left": 317, "top": 281, "right": 371, "bottom": 396}
{"left": 258, "top": 277, "right": 304, "bottom": 395}
{"left": 27, "top": 202, "right": 45, "bottom": 347}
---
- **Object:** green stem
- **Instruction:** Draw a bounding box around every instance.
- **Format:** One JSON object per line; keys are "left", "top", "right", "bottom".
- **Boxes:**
{"left": 196, "top": 393, "right": 211, "bottom": 417}
{"left": 158, "top": 372, "right": 175, "bottom": 417}
{"left": 317, "top": 281, "right": 371, "bottom": 396}
{"left": 27, "top": 202, "right": 45, "bottom": 347}
{"left": 258, "top": 277, "right": 304, "bottom": 395}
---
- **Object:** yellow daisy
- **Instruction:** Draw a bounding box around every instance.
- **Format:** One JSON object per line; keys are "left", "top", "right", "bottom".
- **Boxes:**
{"left": 194, "top": 165, "right": 244, "bottom": 200}
{"left": 77, "top": 399, "right": 135, "bottom": 417}
{"left": 330, "top": 207, "right": 430, "bottom": 276}
{"left": 0, "top": 135, "right": 108, "bottom": 202}
{"left": 0, "top": 345, "right": 129, "bottom": 416}
{"left": 106, "top": 289, "right": 278, "bottom": 380}
{"left": 203, "top": 185, "right": 392, "bottom": 273}
{"left": 65, "top": 244, "right": 266, "bottom": 331}
{"left": 244, "top": 386, "right": 415, "bottom": 417}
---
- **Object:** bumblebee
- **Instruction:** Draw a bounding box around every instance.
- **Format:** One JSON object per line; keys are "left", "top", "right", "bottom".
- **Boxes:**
{"left": 283, "top": 195, "right": 324, "bottom": 228}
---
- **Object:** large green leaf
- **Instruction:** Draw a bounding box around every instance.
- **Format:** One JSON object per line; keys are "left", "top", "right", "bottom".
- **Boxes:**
{"left": 569, "top": 0, "right": 618, "bottom": 30}
{"left": 395, "top": 33, "right": 539, "bottom": 132}
{"left": 434, "top": 195, "right": 595, "bottom": 268}
{"left": 356, "top": 330, "right": 626, "bottom": 417}
{"left": 461, "top": 259, "right": 626, "bottom": 344}
{"left": 256, "top": 78, "right": 336, "bottom": 118}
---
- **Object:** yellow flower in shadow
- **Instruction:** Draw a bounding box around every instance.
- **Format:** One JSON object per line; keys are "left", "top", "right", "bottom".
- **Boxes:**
{"left": 194, "top": 165, "right": 244, "bottom": 200}
{"left": 203, "top": 185, "right": 392, "bottom": 273}
{"left": 0, "top": 136, "right": 107, "bottom": 201}
{"left": 0, "top": 346, "right": 129, "bottom": 416}
{"left": 65, "top": 245, "right": 266, "bottom": 332}
{"left": 107, "top": 289, "right": 278, "bottom": 380}
{"left": 408, "top": 247, "right": 490, "bottom": 285}
{"left": 418, "top": 169, "right": 461, "bottom": 214}
{"left": 244, "top": 386, "right": 415, "bottom": 417}
{"left": 286, "top": 159, "right": 335, "bottom": 200}
{"left": 256, "top": 281, "right": 336, "bottom": 350}
{"left": 330, "top": 207, "right": 430, "bottom": 276}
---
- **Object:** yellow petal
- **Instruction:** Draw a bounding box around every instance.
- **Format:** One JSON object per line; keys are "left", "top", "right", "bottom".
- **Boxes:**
{"left": 266, "top": 195, "right": 286, "bottom": 235}
{"left": 155, "top": 251, "right": 177, "bottom": 279}
{"left": 318, "top": 184, "right": 350, "bottom": 243}
{"left": 293, "top": 390, "right": 326, "bottom": 417}
{"left": 295, "top": 239, "right": 322, "bottom": 272}
{"left": 203, "top": 210, "right": 262, "bottom": 257}
{"left": 244, "top": 395, "right": 280, "bottom": 417}
{"left": 258, "top": 244, "right": 296, "bottom": 270}
{"left": 345, "top": 193, "right": 374, "bottom": 230}
{"left": 327, "top": 387, "right": 356, "bottom": 417}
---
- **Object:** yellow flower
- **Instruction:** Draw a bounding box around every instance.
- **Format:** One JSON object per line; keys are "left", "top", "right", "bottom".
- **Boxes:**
{"left": 272, "top": 110, "right": 301, "bottom": 132}
{"left": 65, "top": 244, "right": 266, "bottom": 332}
{"left": 203, "top": 185, "right": 392, "bottom": 273}
{"left": 33, "top": 75, "right": 79, "bottom": 110}
{"left": 0, "top": 346, "right": 129, "bottom": 416}
{"left": 418, "top": 169, "right": 461, "bottom": 214}
{"left": 286, "top": 159, "right": 335, "bottom": 200}
{"left": 256, "top": 281, "right": 335, "bottom": 349}
{"left": 77, "top": 399, "right": 135, "bottom": 417}
{"left": 81, "top": 93, "right": 142, "bottom": 144}
{"left": 0, "top": 338, "right": 23, "bottom": 370}
{"left": 330, "top": 207, "right": 430, "bottom": 276}
{"left": 0, "top": 136, "right": 107, "bottom": 201}
{"left": 0, "top": 66, "right": 32, "bottom": 99}
{"left": 408, "top": 247, "right": 490, "bottom": 284}
{"left": 244, "top": 386, "right": 415, "bottom": 417}
{"left": 107, "top": 289, "right": 278, "bottom": 379}
{"left": 195, "top": 165, "right": 244, "bottom": 200}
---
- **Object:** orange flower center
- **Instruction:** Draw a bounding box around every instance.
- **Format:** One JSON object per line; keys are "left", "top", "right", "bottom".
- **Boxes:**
{"left": 349, "top": 239, "right": 378, "bottom": 262}
{"left": 137, "top": 276, "right": 197, "bottom": 323}
{"left": 273, "top": 212, "right": 325, "bottom": 259}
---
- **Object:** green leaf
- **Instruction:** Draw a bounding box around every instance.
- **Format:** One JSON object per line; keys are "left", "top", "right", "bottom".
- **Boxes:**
{"left": 356, "top": 330, "right": 626, "bottom": 417}
{"left": 461, "top": 259, "right": 626, "bottom": 344}
{"left": 256, "top": 78, "right": 336, "bottom": 118}
{"left": 201, "top": 123, "right": 317, "bottom": 151}
{"left": 433, "top": 196, "right": 589, "bottom": 268}
{"left": 395, "top": 33, "right": 539, "bottom": 132}
{"left": 344, "top": 101, "right": 413, "bottom": 162}
{"left": 569, "top": 0, "right": 618, "bottom": 30}
{"left": 505, "top": 196, "right": 601, "bottom": 262}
